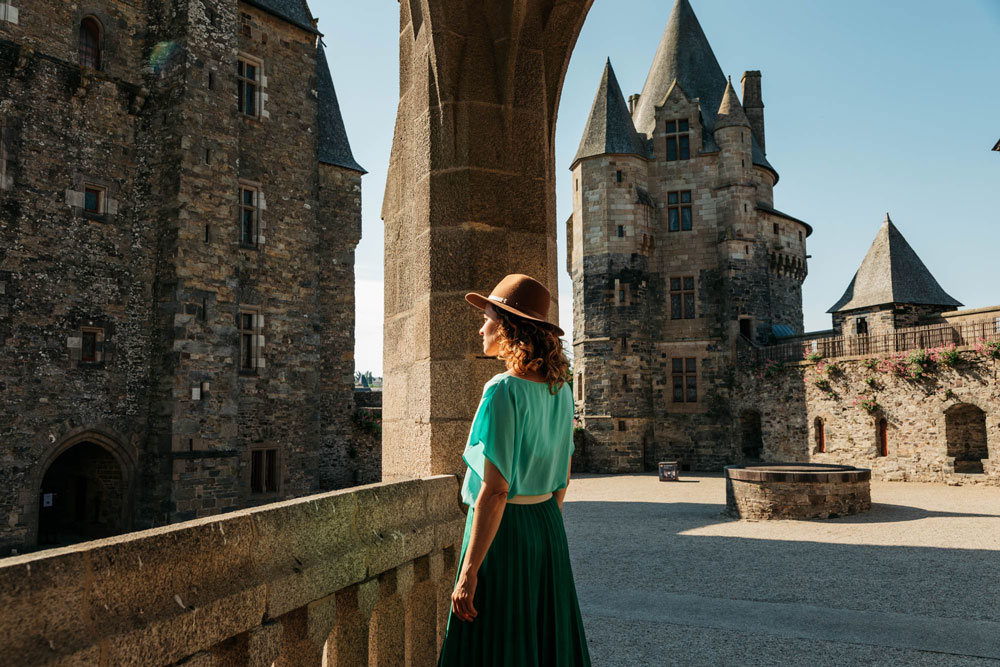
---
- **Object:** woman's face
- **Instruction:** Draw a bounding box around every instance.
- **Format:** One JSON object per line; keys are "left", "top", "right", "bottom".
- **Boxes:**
{"left": 480, "top": 305, "right": 501, "bottom": 357}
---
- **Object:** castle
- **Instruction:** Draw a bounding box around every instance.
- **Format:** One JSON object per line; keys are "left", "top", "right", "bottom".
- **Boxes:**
{"left": 0, "top": 0, "right": 363, "bottom": 553}
{"left": 569, "top": 0, "right": 809, "bottom": 471}
{"left": 570, "top": 0, "right": 998, "bottom": 481}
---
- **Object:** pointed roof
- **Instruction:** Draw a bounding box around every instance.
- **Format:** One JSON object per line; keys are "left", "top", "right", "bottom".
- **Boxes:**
{"left": 631, "top": 0, "right": 776, "bottom": 179}
{"left": 244, "top": 0, "right": 320, "bottom": 34}
{"left": 827, "top": 214, "right": 962, "bottom": 313}
{"left": 572, "top": 59, "right": 649, "bottom": 167}
{"left": 993, "top": 138, "right": 1000, "bottom": 151}
{"left": 317, "top": 43, "right": 365, "bottom": 173}
{"left": 714, "top": 77, "right": 750, "bottom": 130}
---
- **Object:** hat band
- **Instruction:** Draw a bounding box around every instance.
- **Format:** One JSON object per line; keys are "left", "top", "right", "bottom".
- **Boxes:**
{"left": 488, "top": 294, "right": 546, "bottom": 321}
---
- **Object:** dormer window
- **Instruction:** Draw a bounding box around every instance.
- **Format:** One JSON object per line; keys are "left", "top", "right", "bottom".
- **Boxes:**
{"left": 79, "top": 18, "right": 102, "bottom": 70}
{"left": 665, "top": 119, "right": 690, "bottom": 161}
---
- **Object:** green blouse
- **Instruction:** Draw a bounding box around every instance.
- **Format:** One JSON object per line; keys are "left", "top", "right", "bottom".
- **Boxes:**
{"left": 460, "top": 373, "right": 575, "bottom": 507}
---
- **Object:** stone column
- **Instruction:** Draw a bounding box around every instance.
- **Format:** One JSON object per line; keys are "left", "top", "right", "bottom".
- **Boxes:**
{"left": 404, "top": 555, "right": 438, "bottom": 665}
{"left": 274, "top": 596, "right": 337, "bottom": 667}
{"left": 382, "top": 0, "right": 594, "bottom": 480}
{"left": 369, "top": 565, "right": 413, "bottom": 666}
{"left": 329, "top": 580, "right": 379, "bottom": 666}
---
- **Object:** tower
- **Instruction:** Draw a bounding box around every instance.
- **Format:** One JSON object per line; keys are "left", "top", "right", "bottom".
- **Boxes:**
{"left": 569, "top": 0, "right": 811, "bottom": 472}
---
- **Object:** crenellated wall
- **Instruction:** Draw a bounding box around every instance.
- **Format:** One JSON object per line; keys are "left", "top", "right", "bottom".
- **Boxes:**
{"left": 0, "top": 474, "right": 464, "bottom": 666}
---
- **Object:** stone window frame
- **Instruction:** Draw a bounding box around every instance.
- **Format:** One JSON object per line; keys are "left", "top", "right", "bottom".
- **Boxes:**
{"left": 238, "top": 180, "right": 267, "bottom": 248}
{"left": 670, "top": 276, "right": 695, "bottom": 320}
{"left": 237, "top": 306, "right": 265, "bottom": 374}
{"left": 78, "top": 15, "right": 103, "bottom": 70}
{"left": 237, "top": 53, "right": 269, "bottom": 120}
{"left": 616, "top": 225, "right": 624, "bottom": 238}
{"left": 575, "top": 372, "right": 583, "bottom": 401}
{"left": 671, "top": 357, "right": 697, "bottom": 403}
{"left": 667, "top": 190, "right": 692, "bottom": 232}
{"left": 68, "top": 323, "right": 107, "bottom": 368}
{"left": 0, "top": 3, "right": 19, "bottom": 25}
{"left": 618, "top": 420, "right": 626, "bottom": 432}
{"left": 66, "top": 173, "right": 118, "bottom": 222}
{"left": 614, "top": 278, "right": 630, "bottom": 307}
{"left": 249, "top": 446, "right": 280, "bottom": 494}
{"left": 0, "top": 114, "right": 9, "bottom": 192}
{"left": 665, "top": 118, "right": 690, "bottom": 161}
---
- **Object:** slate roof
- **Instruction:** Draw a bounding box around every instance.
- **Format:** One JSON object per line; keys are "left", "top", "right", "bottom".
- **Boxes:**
{"left": 827, "top": 214, "right": 962, "bottom": 313}
{"left": 317, "top": 43, "right": 365, "bottom": 173}
{"left": 993, "top": 138, "right": 1000, "bottom": 151}
{"left": 572, "top": 59, "right": 649, "bottom": 167}
{"left": 631, "top": 0, "right": 777, "bottom": 181}
{"left": 714, "top": 77, "right": 750, "bottom": 130}
{"left": 756, "top": 203, "right": 812, "bottom": 237}
{"left": 242, "top": 0, "right": 320, "bottom": 34}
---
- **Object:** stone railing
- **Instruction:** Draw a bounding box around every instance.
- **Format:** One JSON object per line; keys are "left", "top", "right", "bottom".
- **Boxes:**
{"left": 744, "top": 317, "right": 1000, "bottom": 364}
{"left": 0, "top": 475, "right": 464, "bottom": 666}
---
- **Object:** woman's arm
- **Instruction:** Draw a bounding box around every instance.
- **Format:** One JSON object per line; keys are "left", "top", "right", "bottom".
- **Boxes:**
{"left": 553, "top": 460, "right": 571, "bottom": 511}
{"left": 451, "top": 459, "right": 509, "bottom": 622}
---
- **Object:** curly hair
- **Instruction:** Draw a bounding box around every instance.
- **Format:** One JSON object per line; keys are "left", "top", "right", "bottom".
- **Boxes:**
{"left": 494, "top": 309, "right": 570, "bottom": 394}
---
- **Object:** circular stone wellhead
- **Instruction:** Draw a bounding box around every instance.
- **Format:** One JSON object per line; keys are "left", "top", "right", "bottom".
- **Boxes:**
{"left": 724, "top": 463, "right": 872, "bottom": 520}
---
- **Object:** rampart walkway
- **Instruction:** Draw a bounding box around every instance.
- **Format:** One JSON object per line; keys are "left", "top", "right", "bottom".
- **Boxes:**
{"left": 564, "top": 473, "right": 1000, "bottom": 666}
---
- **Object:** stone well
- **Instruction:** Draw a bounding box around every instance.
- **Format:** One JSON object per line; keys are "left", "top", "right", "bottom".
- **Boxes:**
{"left": 725, "top": 463, "right": 871, "bottom": 520}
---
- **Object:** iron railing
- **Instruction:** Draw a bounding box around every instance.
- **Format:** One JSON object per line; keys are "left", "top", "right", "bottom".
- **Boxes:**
{"left": 745, "top": 317, "right": 1000, "bottom": 364}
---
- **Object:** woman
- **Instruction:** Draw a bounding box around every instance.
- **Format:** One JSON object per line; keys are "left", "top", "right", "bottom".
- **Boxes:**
{"left": 437, "top": 274, "right": 591, "bottom": 667}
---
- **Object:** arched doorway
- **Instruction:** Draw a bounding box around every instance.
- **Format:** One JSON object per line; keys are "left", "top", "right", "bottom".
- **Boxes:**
{"left": 945, "top": 404, "right": 988, "bottom": 474}
{"left": 740, "top": 410, "right": 763, "bottom": 460}
{"left": 37, "top": 437, "right": 129, "bottom": 547}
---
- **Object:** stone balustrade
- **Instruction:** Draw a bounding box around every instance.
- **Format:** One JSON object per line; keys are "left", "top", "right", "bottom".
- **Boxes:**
{"left": 0, "top": 475, "right": 464, "bottom": 666}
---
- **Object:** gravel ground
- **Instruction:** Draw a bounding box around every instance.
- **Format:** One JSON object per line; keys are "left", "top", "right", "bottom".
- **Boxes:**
{"left": 562, "top": 473, "right": 1000, "bottom": 666}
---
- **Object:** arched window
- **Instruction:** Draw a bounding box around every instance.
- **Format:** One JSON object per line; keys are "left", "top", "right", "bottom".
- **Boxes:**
{"left": 877, "top": 418, "right": 888, "bottom": 457}
{"left": 814, "top": 417, "right": 826, "bottom": 454}
{"left": 79, "top": 17, "right": 102, "bottom": 70}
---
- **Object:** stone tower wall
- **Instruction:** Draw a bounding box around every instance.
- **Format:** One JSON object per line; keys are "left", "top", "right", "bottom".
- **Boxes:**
{"left": 0, "top": 0, "right": 361, "bottom": 552}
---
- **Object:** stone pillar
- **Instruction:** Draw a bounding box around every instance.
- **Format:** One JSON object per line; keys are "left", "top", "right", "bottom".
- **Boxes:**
{"left": 436, "top": 547, "right": 457, "bottom": 647}
{"left": 210, "top": 622, "right": 282, "bottom": 667}
{"left": 274, "top": 596, "right": 337, "bottom": 667}
{"left": 404, "top": 555, "right": 438, "bottom": 665}
{"left": 369, "top": 565, "right": 413, "bottom": 666}
{"left": 382, "top": 0, "right": 594, "bottom": 480}
{"left": 330, "top": 580, "right": 379, "bottom": 666}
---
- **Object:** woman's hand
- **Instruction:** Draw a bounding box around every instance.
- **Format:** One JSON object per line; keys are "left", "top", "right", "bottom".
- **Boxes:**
{"left": 451, "top": 569, "right": 478, "bottom": 622}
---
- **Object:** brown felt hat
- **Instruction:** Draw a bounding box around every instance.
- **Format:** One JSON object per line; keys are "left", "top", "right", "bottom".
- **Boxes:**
{"left": 465, "top": 274, "right": 564, "bottom": 337}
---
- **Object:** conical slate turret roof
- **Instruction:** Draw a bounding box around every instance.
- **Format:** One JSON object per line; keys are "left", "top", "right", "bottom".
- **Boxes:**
{"left": 827, "top": 214, "right": 962, "bottom": 313}
{"left": 317, "top": 43, "right": 365, "bottom": 173}
{"left": 714, "top": 77, "right": 750, "bottom": 130}
{"left": 572, "top": 59, "right": 648, "bottom": 167}
{"left": 631, "top": 0, "right": 776, "bottom": 179}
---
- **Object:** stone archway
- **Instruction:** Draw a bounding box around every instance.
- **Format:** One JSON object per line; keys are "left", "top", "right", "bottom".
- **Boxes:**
{"left": 945, "top": 403, "right": 988, "bottom": 474}
{"left": 739, "top": 410, "right": 763, "bottom": 460}
{"left": 383, "top": 0, "right": 595, "bottom": 480}
{"left": 31, "top": 430, "right": 135, "bottom": 548}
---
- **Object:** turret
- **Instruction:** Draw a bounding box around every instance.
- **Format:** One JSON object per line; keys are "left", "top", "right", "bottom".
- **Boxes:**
{"left": 714, "top": 77, "right": 752, "bottom": 187}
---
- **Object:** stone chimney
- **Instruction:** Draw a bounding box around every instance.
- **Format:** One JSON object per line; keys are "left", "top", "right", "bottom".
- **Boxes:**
{"left": 627, "top": 93, "right": 640, "bottom": 117}
{"left": 740, "top": 71, "right": 765, "bottom": 154}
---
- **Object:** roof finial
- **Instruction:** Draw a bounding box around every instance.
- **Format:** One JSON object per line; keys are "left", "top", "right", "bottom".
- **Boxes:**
{"left": 884, "top": 212, "right": 892, "bottom": 225}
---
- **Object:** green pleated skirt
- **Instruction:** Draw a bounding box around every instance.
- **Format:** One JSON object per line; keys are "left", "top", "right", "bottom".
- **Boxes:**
{"left": 437, "top": 496, "right": 592, "bottom": 666}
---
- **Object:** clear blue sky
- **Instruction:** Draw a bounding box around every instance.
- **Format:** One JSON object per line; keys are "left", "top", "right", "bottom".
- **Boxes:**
{"left": 312, "top": 0, "right": 1000, "bottom": 376}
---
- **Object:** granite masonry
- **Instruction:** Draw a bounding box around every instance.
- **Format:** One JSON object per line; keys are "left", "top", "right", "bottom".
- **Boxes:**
{"left": 0, "top": 0, "right": 364, "bottom": 553}
{"left": 570, "top": 0, "right": 810, "bottom": 472}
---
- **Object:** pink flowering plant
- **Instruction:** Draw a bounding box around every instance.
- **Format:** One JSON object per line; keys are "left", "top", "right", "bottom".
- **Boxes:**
{"left": 975, "top": 338, "right": 1000, "bottom": 361}
{"left": 931, "top": 343, "right": 962, "bottom": 367}
{"left": 861, "top": 397, "right": 881, "bottom": 414}
{"left": 803, "top": 349, "right": 823, "bottom": 363}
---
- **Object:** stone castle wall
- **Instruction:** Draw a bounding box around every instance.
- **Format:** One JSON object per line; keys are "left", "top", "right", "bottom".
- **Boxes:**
{"left": 732, "top": 348, "right": 1000, "bottom": 484}
{"left": 0, "top": 0, "right": 362, "bottom": 552}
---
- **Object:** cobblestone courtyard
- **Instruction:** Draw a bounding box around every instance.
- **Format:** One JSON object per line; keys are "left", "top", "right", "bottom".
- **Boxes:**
{"left": 563, "top": 473, "right": 1000, "bottom": 666}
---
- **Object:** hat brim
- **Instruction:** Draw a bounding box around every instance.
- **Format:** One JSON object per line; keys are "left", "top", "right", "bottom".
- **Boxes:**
{"left": 465, "top": 292, "right": 565, "bottom": 338}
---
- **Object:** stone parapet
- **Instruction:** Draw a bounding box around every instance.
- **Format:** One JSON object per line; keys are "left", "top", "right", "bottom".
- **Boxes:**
{"left": 0, "top": 475, "right": 464, "bottom": 666}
